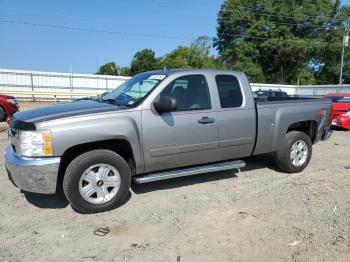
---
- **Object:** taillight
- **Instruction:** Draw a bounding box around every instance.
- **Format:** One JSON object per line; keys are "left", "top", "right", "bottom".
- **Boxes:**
{"left": 316, "top": 108, "right": 332, "bottom": 127}
{"left": 316, "top": 109, "right": 326, "bottom": 117}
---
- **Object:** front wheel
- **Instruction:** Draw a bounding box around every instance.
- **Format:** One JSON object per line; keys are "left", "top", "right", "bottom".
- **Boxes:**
{"left": 275, "top": 131, "right": 312, "bottom": 173}
{"left": 63, "top": 150, "right": 131, "bottom": 214}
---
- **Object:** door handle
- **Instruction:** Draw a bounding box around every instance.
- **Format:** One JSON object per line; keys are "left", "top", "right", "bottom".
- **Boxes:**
{"left": 198, "top": 117, "right": 215, "bottom": 124}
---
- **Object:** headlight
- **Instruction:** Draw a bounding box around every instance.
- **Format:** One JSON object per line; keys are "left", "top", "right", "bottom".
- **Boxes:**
{"left": 7, "top": 98, "right": 17, "bottom": 105}
{"left": 19, "top": 130, "right": 53, "bottom": 157}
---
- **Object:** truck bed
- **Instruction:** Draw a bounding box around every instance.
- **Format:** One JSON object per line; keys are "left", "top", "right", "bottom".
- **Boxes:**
{"left": 253, "top": 97, "right": 332, "bottom": 156}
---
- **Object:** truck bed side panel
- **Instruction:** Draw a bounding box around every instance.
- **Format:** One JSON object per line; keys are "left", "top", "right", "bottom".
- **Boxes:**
{"left": 254, "top": 99, "right": 331, "bottom": 155}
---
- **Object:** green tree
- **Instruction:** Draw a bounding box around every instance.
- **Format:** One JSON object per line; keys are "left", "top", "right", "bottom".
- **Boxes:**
{"left": 215, "top": 0, "right": 347, "bottom": 84}
{"left": 96, "top": 62, "right": 119, "bottom": 75}
{"left": 119, "top": 67, "right": 131, "bottom": 76}
{"left": 314, "top": 7, "right": 350, "bottom": 84}
{"left": 161, "top": 36, "right": 222, "bottom": 69}
{"left": 130, "top": 49, "right": 159, "bottom": 75}
{"left": 161, "top": 46, "right": 193, "bottom": 69}
{"left": 293, "top": 67, "right": 317, "bottom": 85}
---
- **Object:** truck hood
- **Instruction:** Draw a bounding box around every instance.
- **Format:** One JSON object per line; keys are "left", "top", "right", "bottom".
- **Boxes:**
{"left": 13, "top": 100, "right": 121, "bottom": 124}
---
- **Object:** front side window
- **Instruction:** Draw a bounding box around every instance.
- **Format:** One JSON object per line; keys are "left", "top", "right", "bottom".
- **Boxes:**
{"left": 101, "top": 73, "right": 166, "bottom": 107}
{"left": 159, "top": 75, "right": 211, "bottom": 111}
{"left": 216, "top": 75, "right": 243, "bottom": 108}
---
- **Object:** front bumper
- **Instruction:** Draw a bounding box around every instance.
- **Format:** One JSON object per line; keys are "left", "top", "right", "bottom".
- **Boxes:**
{"left": 5, "top": 145, "right": 61, "bottom": 194}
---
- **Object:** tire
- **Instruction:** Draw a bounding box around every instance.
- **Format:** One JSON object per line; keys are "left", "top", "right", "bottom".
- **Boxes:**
{"left": 0, "top": 107, "right": 5, "bottom": 122}
{"left": 63, "top": 149, "right": 131, "bottom": 214}
{"left": 275, "top": 131, "right": 312, "bottom": 173}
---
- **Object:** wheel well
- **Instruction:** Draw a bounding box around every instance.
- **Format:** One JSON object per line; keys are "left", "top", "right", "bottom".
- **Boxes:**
{"left": 57, "top": 139, "right": 134, "bottom": 186}
{"left": 287, "top": 121, "right": 317, "bottom": 143}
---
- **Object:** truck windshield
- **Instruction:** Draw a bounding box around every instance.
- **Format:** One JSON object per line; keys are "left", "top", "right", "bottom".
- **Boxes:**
{"left": 101, "top": 73, "right": 166, "bottom": 107}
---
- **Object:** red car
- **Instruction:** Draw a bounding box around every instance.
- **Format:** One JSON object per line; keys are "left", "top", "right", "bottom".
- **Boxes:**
{"left": 0, "top": 94, "right": 19, "bottom": 122}
{"left": 325, "top": 93, "right": 350, "bottom": 130}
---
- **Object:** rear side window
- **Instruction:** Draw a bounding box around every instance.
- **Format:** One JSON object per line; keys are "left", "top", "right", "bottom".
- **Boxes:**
{"left": 215, "top": 75, "right": 243, "bottom": 108}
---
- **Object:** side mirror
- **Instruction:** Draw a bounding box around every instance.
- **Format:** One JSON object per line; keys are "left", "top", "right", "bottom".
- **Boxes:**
{"left": 153, "top": 96, "right": 177, "bottom": 113}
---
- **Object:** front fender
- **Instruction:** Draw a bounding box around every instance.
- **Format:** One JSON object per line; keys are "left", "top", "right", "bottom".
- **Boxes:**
{"left": 36, "top": 110, "right": 144, "bottom": 173}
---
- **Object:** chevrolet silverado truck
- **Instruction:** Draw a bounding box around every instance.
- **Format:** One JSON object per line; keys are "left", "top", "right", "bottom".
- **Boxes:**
{"left": 5, "top": 70, "right": 332, "bottom": 213}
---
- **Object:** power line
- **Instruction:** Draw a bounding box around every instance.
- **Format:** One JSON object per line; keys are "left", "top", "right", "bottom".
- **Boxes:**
{"left": 220, "top": 3, "right": 348, "bottom": 25}
{"left": 217, "top": 32, "right": 339, "bottom": 45}
{"left": 0, "top": 19, "right": 195, "bottom": 40}
{"left": 1, "top": 4, "right": 345, "bottom": 31}
{"left": 6, "top": 2, "right": 344, "bottom": 29}
{"left": 0, "top": 19, "right": 341, "bottom": 45}
{"left": 219, "top": 14, "right": 337, "bottom": 29}
{"left": 131, "top": 0, "right": 349, "bottom": 26}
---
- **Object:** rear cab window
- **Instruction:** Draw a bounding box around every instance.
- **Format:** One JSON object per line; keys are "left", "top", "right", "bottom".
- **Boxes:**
{"left": 215, "top": 75, "right": 243, "bottom": 108}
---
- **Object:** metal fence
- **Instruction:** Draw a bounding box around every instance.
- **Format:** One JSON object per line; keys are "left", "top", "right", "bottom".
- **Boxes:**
{"left": 297, "top": 85, "right": 350, "bottom": 96}
{"left": 251, "top": 83, "right": 350, "bottom": 96}
{"left": 250, "top": 83, "right": 297, "bottom": 95}
{"left": 0, "top": 69, "right": 129, "bottom": 101}
{"left": 1, "top": 68, "right": 350, "bottom": 101}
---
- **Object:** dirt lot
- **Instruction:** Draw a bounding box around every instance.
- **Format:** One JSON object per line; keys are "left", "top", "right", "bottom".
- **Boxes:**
{"left": 0, "top": 102, "right": 349, "bottom": 262}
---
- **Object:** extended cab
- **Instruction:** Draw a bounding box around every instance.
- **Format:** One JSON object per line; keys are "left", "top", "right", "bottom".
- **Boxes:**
{"left": 5, "top": 70, "right": 332, "bottom": 213}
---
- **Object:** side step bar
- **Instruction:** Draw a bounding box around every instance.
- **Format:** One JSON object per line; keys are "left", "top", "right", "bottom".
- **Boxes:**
{"left": 133, "top": 160, "right": 246, "bottom": 184}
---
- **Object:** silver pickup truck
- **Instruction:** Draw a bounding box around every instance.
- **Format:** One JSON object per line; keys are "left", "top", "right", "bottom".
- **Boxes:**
{"left": 5, "top": 69, "right": 332, "bottom": 213}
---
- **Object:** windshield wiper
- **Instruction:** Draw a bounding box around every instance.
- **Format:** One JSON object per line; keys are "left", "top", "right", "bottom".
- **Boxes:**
{"left": 75, "top": 96, "right": 97, "bottom": 101}
{"left": 100, "top": 98, "right": 130, "bottom": 107}
{"left": 101, "top": 98, "right": 117, "bottom": 103}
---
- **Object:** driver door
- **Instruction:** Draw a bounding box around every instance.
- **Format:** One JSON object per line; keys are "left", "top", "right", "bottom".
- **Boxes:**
{"left": 142, "top": 74, "right": 219, "bottom": 173}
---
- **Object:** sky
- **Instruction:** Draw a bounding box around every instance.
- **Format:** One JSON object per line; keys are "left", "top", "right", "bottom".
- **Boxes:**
{"left": 0, "top": 0, "right": 222, "bottom": 74}
{"left": 0, "top": 0, "right": 349, "bottom": 74}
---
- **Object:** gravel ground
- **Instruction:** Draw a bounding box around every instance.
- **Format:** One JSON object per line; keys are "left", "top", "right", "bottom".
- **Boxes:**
{"left": 0, "top": 102, "right": 349, "bottom": 262}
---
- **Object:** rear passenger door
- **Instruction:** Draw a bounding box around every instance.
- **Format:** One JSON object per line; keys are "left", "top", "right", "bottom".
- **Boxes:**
{"left": 215, "top": 74, "right": 256, "bottom": 160}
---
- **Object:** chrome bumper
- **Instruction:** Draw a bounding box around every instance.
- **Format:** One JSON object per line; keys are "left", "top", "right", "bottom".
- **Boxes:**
{"left": 5, "top": 145, "right": 61, "bottom": 194}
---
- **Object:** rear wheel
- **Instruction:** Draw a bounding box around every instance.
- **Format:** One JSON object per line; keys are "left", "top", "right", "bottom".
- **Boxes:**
{"left": 63, "top": 149, "right": 131, "bottom": 214}
{"left": 275, "top": 131, "right": 312, "bottom": 173}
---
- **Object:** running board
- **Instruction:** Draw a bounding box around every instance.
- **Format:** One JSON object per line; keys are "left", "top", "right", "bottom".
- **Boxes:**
{"left": 133, "top": 160, "right": 246, "bottom": 184}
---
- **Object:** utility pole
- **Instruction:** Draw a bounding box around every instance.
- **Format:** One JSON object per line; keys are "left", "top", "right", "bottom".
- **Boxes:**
{"left": 339, "top": 31, "right": 349, "bottom": 85}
